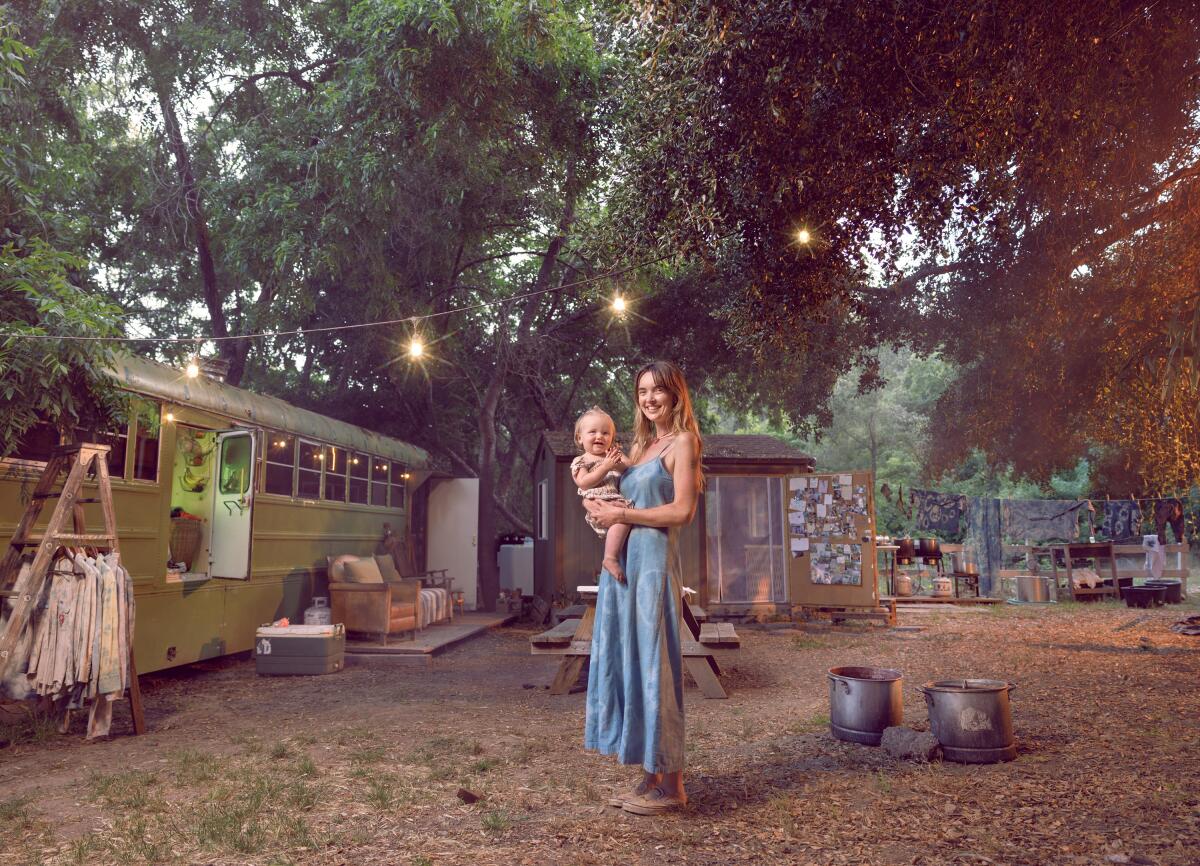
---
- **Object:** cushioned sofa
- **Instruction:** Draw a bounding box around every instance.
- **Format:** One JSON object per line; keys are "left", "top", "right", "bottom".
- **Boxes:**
{"left": 327, "top": 555, "right": 452, "bottom": 642}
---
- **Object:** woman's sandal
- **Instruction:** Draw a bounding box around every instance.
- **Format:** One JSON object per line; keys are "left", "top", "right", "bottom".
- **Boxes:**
{"left": 621, "top": 788, "right": 687, "bottom": 816}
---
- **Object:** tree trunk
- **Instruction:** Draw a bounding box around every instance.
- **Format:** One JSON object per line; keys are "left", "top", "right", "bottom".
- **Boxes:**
{"left": 142, "top": 42, "right": 231, "bottom": 372}
{"left": 476, "top": 359, "right": 506, "bottom": 612}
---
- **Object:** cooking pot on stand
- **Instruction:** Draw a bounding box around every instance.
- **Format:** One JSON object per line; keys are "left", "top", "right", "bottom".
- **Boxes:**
{"left": 896, "top": 538, "right": 916, "bottom": 566}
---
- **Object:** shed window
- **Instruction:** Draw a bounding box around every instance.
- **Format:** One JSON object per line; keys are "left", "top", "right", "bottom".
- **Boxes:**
{"left": 297, "top": 440, "right": 323, "bottom": 499}
{"left": 323, "top": 446, "right": 347, "bottom": 502}
{"left": 264, "top": 432, "right": 296, "bottom": 496}
{"left": 370, "top": 459, "right": 389, "bottom": 506}
{"left": 537, "top": 480, "right": 549, "bottom": 541}
{"left": 349, "top": 452, "right": 369, "bottom": 504}
{"left": 131, "top": 400, "right": 160, "bottom": 482}
{"left": 705, "top": 476, "right": 788, "bottom": 604}
{"left": 390, "top": 461, "right": 408, "bottom": 509}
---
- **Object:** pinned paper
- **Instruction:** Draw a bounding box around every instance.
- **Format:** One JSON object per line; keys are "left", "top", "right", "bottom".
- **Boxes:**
{"left": 824, "top": 494, "right": 833, "bottom": 505}
{"left": 791, "top": 537, "right": 809, "bottom": 553}
{"left": 841, "top": 485, "right": 852, "bottom": 500}
{"left": 789, "top": 477, "right": 805, "bottom": 491}
{"left": 816, "top": 503, "right": 826, "bottom": 518}
{"left": 839, "top": 474, "right": 852, "bottom": 486}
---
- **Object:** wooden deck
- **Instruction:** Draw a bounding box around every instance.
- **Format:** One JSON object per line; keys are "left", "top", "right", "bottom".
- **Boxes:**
{"left": 882, "top": 595, "right": 1003, "bottom": 605}
{"left": 344, "top": 611, "right": 516, "bottom": 658}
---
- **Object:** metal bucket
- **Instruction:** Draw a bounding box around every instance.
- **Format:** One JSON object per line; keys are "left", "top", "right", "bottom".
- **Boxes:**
{"left": 919, "top": 679, "right": 1016, "bottom": 763}
{"left": 827, "top": 666, "right": 903, "bottom": 746}
{"left": 1016, "top": 574, "right": 1051, "bottom": 603}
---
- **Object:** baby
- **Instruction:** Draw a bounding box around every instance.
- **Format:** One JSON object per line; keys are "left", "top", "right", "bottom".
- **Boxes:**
{"left": 571, "top": 407, "right": 632, "bottom": 583}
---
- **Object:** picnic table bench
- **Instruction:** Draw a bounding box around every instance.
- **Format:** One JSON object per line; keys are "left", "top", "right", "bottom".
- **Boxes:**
{"left": 532, "top": 588, "right": 736, "bottom": 698}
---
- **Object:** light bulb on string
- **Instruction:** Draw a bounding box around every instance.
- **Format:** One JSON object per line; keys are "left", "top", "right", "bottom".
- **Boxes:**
{"left": 408, "top": 338, "right": 425, "bottom": 359}
{"left": 795, "top": 228, "right": 812, "bottom": 245}
{"left": 185, "top": 359, "right": 200, "bottom": 379}
{"left": 612, "top": 294, "right": 627, "bottom": 313}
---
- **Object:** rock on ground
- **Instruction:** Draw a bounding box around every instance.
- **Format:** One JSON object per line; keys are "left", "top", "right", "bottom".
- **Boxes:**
{"left": 881, "top": 725, "right": 941, "bottom": 762}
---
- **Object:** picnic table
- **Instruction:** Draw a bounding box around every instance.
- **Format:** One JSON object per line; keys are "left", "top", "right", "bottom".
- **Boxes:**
{"left": 531, "top": 586, "right": 737, "bottom": 698}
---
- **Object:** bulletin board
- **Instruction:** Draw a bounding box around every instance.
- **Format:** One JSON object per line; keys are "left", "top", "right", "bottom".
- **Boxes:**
{"left": 785, "top": 471, "right": 878, "bottom": 609}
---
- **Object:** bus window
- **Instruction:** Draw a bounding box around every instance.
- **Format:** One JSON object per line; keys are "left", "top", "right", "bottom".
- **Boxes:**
{"left": 370, "top": 458, "right": 388, "bottom": 506}
{"left": 323, "top": 446, "right": 347, "bottom": 502}
{"left": 265, "top": 432, "right": 296, "bottom": 495}
{"left": 297, "top": 440, "right": 322, "bottom": 499}
{"left": 8, "top": 419, "right": 58, "bottom": 462}
{"left": 76, "top": 426, "right": 127, "bottom": 479}
{"left": 390, "top": 461, "right": 408, "bottom": 509}
{"left": 218, "top": 435, "right": 252, "bottom": 495}
{"left": 132, "top": 400, "right": 160, "bottom": 482}
{"left": 349, "top": 452, "right": 369, "bottom": 504}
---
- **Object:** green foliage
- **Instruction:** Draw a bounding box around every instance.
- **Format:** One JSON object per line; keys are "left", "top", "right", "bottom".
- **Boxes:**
{"left": 0, "top": 15, "right": 127, "bottom": 454}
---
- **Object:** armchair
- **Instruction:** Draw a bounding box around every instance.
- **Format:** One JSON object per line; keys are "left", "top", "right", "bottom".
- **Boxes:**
{"left": 327, "top": 556, "right": 418, "bottom": 643}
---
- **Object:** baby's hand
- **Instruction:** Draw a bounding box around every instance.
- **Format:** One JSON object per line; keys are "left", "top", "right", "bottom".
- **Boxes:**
{"left": 602, "top": 447, "right": 625, "bottom": 471}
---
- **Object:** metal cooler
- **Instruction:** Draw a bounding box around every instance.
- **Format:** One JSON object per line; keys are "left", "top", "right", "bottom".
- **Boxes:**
{"left": 254, "top": 623, "right": 345, "bottom": 675}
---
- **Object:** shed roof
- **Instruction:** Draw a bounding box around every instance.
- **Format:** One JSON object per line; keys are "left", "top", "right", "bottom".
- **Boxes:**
{"left": 107, "top": 355, "right": 429, "bottom": 468}
{"left": 538, "top": 431, "right": 813, "bottom": 467}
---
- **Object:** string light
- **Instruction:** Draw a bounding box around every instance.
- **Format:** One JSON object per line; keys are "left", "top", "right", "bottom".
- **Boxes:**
{"left": 185, "top": 358, "right": 200, "bottom": 378}
{"left": 408, "top": 338, "right": 424, "bottom": 359}
{"left": 795, "top": 228, "right": 812, "bottom": 245}
{"left": 612, "top": 294, "right": 627, "bottom": 313}
{"left": 165, "top": 412, "right": 175, "bottom": 423}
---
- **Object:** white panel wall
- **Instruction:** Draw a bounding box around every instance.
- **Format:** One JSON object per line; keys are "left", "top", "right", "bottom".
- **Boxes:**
{"left": 427, "top": 478, "right": 480, "bottom": 609}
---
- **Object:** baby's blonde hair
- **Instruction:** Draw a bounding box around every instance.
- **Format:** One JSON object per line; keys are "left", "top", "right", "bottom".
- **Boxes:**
{"left": 573, "top": 406, "right": 616, "bottom": 449}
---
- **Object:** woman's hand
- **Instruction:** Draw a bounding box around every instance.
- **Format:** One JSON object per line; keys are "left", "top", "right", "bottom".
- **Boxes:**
{"left": 584, "top": 497, "right": 624, "bottom": 529}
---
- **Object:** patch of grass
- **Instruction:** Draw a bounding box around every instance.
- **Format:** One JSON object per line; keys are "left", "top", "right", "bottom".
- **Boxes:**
{"left": 269, "top": 740, "right": 291, "bottom": 760}
{"left": 286, "top": 780, "right": 320, "bottom": 810}
{"left": 413, "top": 857, "right": 434, "bottom": 866}
{"left": 788, "top": 712, "right": 830, "bottom": 734}
{"left": 510, "top": 741, "right": 550, "bottom": 765}
{"left": 232, "top": 732, "right": 263, "bottom": 754}
{"left": 194, "top": 793, "right": 267, "bottom": 855}
{"left": 0, "top": 710, "right": 59, "bottom": 748}
{"left": 466, "top": 740, "right": 484, "bottom": 756}
{"left": 277, "top": 812, "right": 317, "bottom": 850}
{"left": 172, "top": 748, "right": 218, "bottom": 785}
{"left": 296, "top": 754, "right": 317, "bottom": 777}
{"left": 336, "top": 725, "right": 376, "bottom": 747}
{"left": 0, "top": 795, "right": 31, "bottom": 827}
{"left": 292, "top": 732, "right": 317, "bottom": 746}
{"left": 470, "top": 757, "right": 500, "bottom": 774}
{"left": 791, "top": 636, "right": 828, "bottom": 649}
{"left": 764, "top": 794, "right": 797, "bottom": 837}
{"left": 427, "top": 764, "right": 455, "bottom": 782}
{"left": 106, "top": 814, "right": 168, "bottom": 863}
{"left": 88, "top": 769, "right": 158, "bottom": 809}
{"left": 363, "top": 776, "right": 396, "bottom": 809}
{"left": 481, "top": 810, "right": 511, "bottom": 833}
{"left": 349, "top": 744, "right": 388, "bottom": 765}
{"left": 66, "top": 833, "right": 102, "bottom": 865}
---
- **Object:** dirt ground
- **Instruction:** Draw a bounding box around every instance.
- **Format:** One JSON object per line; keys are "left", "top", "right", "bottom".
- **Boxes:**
{"left": 1, "top": 600, "right": 1198, "bottom": 866}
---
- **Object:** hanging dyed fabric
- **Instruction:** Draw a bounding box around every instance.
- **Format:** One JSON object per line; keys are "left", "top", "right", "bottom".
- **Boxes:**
{"left": 963, "top": 497, "right": 1003, "bottom": 596}
{"left": 1099, "top": 500, "right": 1143, "bottom": 543}
{"left": 1150, "top": 498, "right": 1185, "bottom": 544}
{"left": 1000, "top": 500, "right": 1085, "bottom": 543}
{"left": 912, "top": 489, "right": 968, "bottom": 537}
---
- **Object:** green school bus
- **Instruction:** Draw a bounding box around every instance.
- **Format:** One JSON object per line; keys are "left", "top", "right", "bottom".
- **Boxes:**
{"left": 1, "top": 355, "right": 429, "bottom": 673}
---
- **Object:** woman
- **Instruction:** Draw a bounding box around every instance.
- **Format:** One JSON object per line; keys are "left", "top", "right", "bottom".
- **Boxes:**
{"left": 583, "top": 360, "right": 703, "bottom": 816}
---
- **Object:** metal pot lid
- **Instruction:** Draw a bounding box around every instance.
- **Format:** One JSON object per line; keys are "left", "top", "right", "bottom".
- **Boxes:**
{"left": 921, "top": 679, "right": 1013, "bottom": 693}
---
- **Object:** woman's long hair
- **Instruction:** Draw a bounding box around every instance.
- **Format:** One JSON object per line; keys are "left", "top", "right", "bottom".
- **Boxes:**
{"left": 629, "top": 360, "right": 705, "bottom": 490}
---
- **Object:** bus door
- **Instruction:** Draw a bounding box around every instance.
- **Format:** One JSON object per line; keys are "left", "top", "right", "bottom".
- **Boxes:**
{"left": 210, "top": 429, "right": 257, "bottom": 579}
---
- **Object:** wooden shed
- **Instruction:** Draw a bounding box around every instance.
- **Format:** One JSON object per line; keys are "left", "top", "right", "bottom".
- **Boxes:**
{"left": 532, "top": 431, "right": 815, "bottom": 616}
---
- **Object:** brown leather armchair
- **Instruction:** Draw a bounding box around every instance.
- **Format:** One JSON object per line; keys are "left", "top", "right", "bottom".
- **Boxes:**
{"left": 327, "top": 556, "right": 418, "bottom": 643}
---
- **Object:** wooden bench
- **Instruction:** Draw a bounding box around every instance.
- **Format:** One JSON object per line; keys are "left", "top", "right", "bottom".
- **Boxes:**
{"left": 531, "top": 588, "right": 734, "bottom": 698}
{"left": 698, "top": 622, "right": 740, "bottom": 648}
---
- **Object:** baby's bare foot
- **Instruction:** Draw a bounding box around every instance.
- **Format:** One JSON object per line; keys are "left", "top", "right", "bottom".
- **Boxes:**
{"left": 603, "top": 556, "right": 626, "bottom": 584}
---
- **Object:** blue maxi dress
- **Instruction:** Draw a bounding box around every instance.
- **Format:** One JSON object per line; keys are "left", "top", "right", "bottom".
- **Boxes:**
{"left": 584, "top": 453, "right": 686, "bottom": 773}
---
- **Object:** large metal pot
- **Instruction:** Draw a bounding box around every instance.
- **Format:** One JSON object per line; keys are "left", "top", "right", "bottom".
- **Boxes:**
{"left": 1016, "top": 574, "right": 1051, "bottom": 603}
{"left": 917, "top": 537, "right": 941, "bottom": 565}
{"left": 827, "top": 666, "right": 903, "bottom": 746}
{"left": 896, "top": 538, "right": 916, "bottom": 565}
{"left": 919, "top": 679, "right": 1016, "bottom": 763}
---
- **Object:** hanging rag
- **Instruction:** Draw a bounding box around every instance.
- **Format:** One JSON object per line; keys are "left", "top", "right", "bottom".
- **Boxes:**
{"left": 1000, "top": 499, "right": 1085, "bottom": 543}
{"left": 963, "top": 497, "right": 1004, "bottom": 596}
{"left": 1099, "top": 500, "right": 1143, "bottom": 543}
{"left": 1149, "top": 498, "right": 1185, "bottom": 544}
{"left": 912, "top": 489, "right": 968, "bottom": 537}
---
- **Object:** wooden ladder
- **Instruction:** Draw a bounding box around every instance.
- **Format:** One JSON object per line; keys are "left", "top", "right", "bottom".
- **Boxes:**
{"left": 0, "top": 443, "right": 145, "bottom": 735}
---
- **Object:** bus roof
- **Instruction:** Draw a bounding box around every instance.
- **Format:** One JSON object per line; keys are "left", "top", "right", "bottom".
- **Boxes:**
{"left": 108, "top": 355, "right": 429, "bottom": 468}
